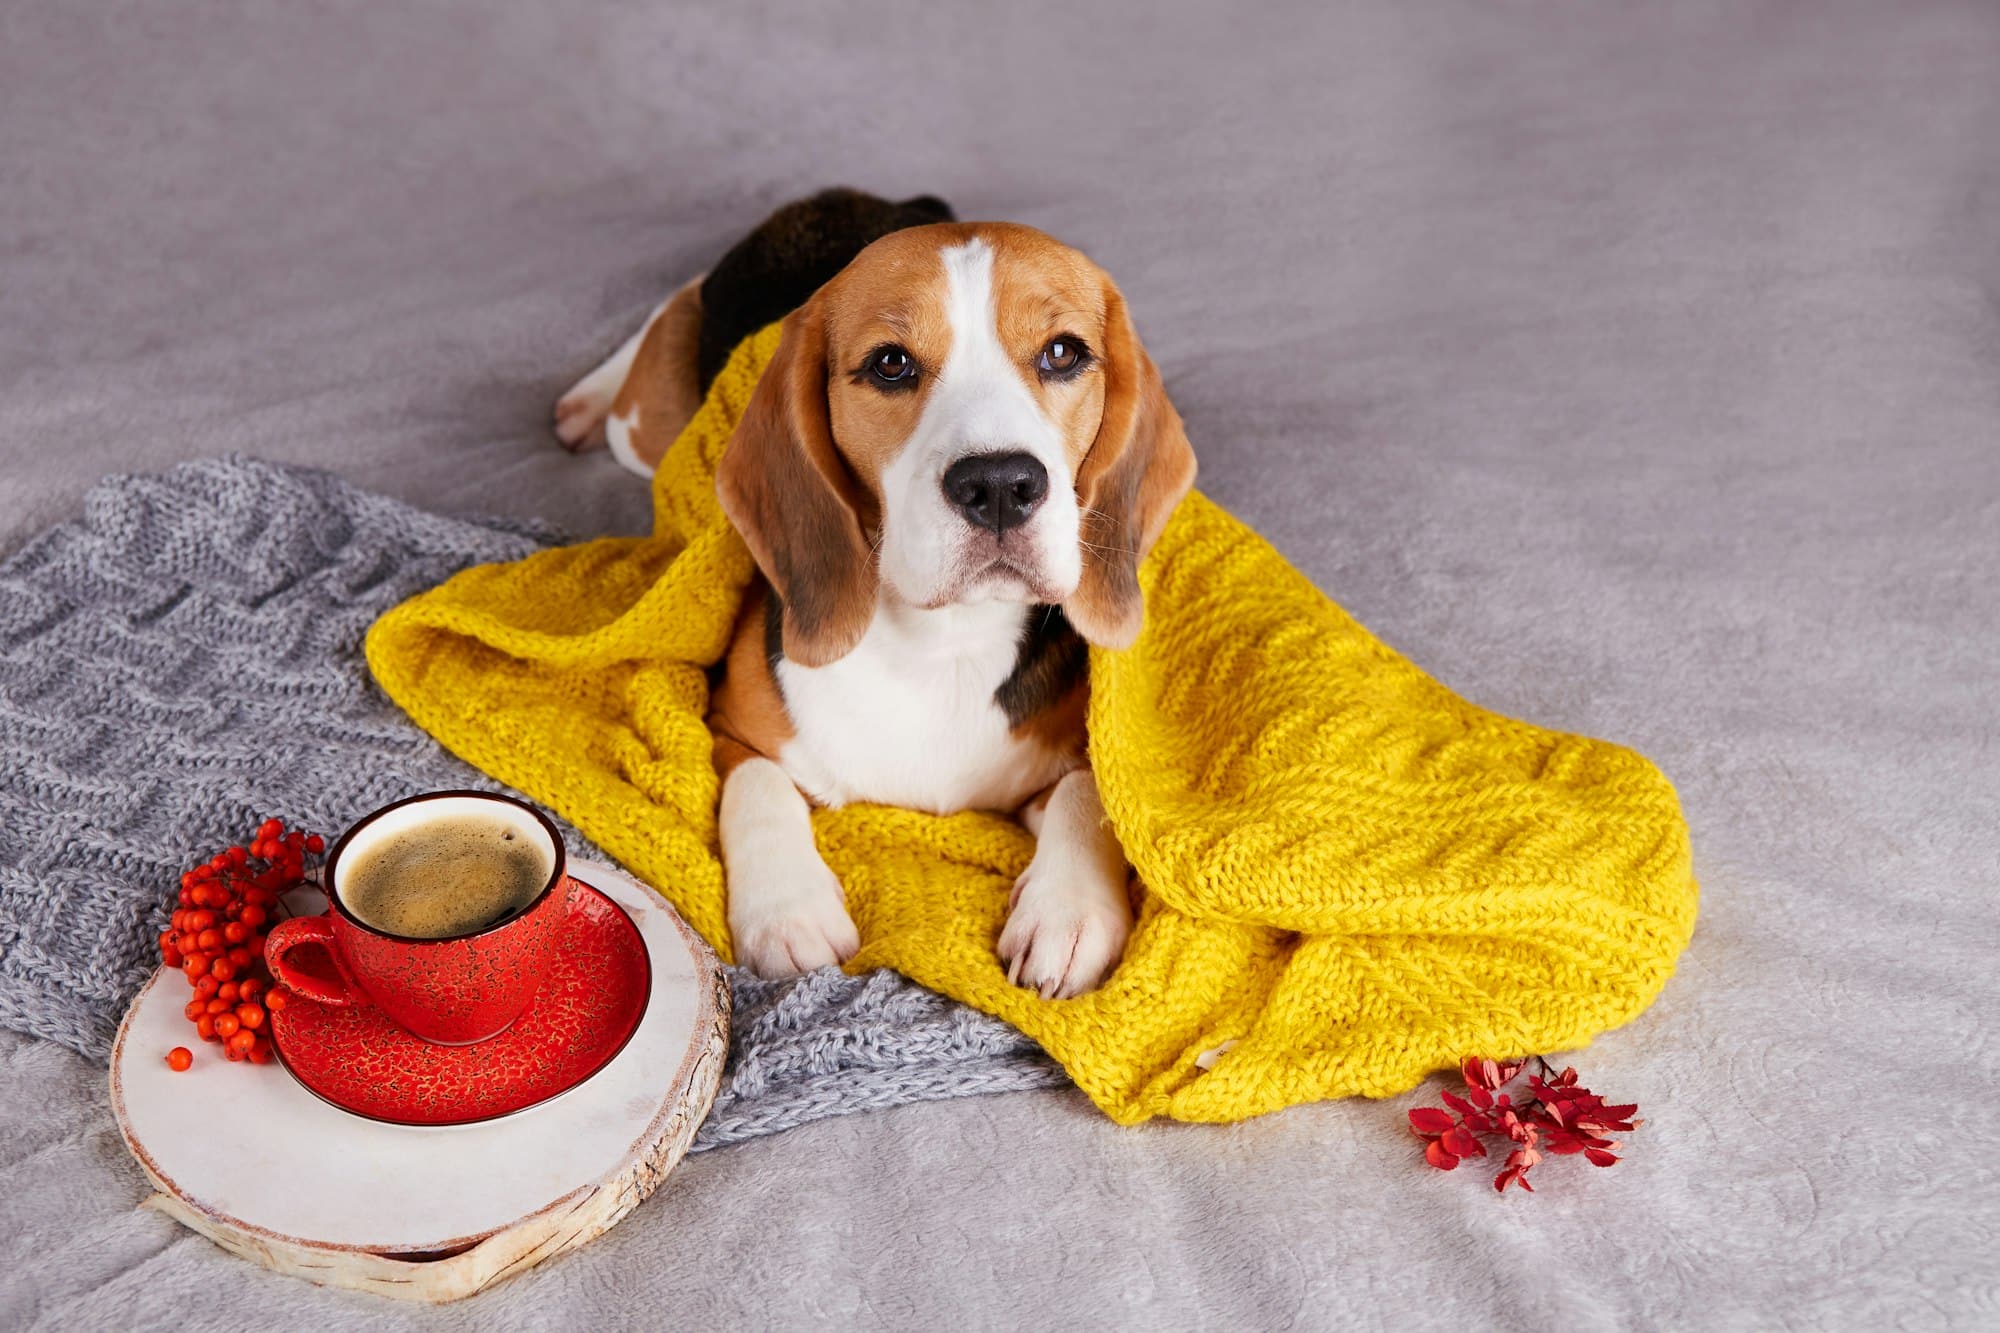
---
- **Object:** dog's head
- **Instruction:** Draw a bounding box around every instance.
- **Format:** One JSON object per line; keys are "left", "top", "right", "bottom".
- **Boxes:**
{"left": 718, "top": 222, "right": 1196, "bottom": 668}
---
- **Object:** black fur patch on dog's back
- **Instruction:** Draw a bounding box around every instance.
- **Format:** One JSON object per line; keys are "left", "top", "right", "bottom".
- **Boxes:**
{"left": 994, "top": 605, "right": 1088, "bottom": 729}
{"left": 696, "top": 188, "right": 956, "bottom": 389}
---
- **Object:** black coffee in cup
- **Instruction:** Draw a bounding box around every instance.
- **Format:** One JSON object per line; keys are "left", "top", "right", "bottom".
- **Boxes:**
{"left": 340, "top": 811, "right": 551, "bottom": 939}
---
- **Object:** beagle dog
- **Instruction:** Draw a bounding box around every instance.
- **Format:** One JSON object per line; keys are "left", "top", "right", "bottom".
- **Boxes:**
{"left": 555, "top": 190, "right": 1195, "bottom": 998}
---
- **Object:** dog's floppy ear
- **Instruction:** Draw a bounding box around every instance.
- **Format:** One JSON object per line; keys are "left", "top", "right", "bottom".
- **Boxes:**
{"left": 1064, "top": 284, "right": 1197, "bottom": 649}
{"left": 717, "top": 297, "right": 877, "bottom": 667}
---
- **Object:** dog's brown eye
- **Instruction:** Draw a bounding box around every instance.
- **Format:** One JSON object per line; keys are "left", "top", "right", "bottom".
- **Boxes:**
{"left": 870, "top": 346, "right": 915, "bottom": 383}
{"left": 1037, "top": 337, "right": 1087, "bottom": 377}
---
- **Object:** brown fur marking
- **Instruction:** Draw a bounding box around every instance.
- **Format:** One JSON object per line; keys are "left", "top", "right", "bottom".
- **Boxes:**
{"left": 611, "top": 277, "right": 707, "bottom": 471}
{"left": 707, "top": 584, "right": 796, "bottom": 776}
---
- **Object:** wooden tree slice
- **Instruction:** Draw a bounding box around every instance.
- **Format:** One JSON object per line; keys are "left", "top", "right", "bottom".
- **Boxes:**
{"left": 110, "top": 859, "right": 728, "bottom": 1303}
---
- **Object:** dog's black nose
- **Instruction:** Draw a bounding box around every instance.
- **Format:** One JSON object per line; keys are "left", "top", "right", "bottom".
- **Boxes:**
{"left": 942, "top": 452, "right": 1049, "bottom": 534}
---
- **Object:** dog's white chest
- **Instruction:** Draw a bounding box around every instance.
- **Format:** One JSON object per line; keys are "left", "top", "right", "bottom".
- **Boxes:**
{"left": 774, "top": 601, "right": 1062, "bottom": 814}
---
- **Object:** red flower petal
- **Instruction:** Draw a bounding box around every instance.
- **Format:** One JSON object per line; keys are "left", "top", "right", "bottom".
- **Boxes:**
{"left": 1468, "top": 1086, "right": 1495, "bottom": 1111}
{"left": 1425, "top": 1139, "right": 1461, "bottom": 1170}
{"left": 1409, "top": 1107, "right": 1457, "bottom": 1136}
{"left": 1442, "top": 1126, "right": 1487, "bottom": 1159}
{"left": 1584, "top": 1148, "right": 1620, "bottom": 1167}
{"left": 1440, "top": 1089, "right": 1474, "bottom": 1116}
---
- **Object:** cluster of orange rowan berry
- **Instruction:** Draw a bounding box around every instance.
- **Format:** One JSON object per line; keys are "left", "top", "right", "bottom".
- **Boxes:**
{"left": 158, "top": 817, "right": 322, "bottom": 1071}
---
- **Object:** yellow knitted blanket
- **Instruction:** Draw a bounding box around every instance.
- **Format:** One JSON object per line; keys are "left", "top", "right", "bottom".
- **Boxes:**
{"left": 366, "top": 325, "right": 1698, "bottom": 1125}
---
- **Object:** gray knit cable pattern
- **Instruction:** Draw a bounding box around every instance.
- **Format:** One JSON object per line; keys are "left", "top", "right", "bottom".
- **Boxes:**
{"left": 0, "top": 456, "right": 1065, "bottom": 1149}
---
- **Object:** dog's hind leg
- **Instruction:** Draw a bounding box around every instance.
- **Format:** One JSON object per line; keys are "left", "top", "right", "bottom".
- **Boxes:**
{"left": 552, "top": 275, "right": 702, "bottom": 453}
{"left": 553, "top": 315, "right": 651, "bottom": 451}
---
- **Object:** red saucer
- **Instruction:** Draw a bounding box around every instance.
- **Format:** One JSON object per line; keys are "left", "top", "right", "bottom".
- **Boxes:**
{"left": 268, "top": 881, "right": 651, "bottom": 1127}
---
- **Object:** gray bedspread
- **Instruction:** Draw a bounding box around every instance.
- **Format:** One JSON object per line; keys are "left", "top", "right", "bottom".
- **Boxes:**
{"left": 3, "top": 1, "right": 1996, "bottom": 1328}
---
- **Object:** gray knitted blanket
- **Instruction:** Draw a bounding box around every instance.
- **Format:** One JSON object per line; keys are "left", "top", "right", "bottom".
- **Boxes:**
{"left": 0, "top": 456, "right": 1063, "bottom": 1149}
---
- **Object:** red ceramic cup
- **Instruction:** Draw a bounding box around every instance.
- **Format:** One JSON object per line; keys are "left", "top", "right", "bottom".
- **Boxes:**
{"left": 264, "top": 791, "right": 576, "bottom": 1045}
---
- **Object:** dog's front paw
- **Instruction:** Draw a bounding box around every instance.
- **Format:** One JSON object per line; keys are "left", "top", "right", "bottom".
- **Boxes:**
{"left": 997, "top": 859, "right": 1132, "bottom": 1000}
{"left": 729, "top": 859, "right": 860, "bottom": 979}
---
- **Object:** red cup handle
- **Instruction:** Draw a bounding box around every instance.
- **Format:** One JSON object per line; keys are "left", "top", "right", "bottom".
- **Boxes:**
{"left": 263, "top": 914, "right": 361, "bottom": 1006}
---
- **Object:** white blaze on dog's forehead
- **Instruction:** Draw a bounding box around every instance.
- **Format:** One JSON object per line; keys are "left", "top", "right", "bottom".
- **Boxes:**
{"left": 933, "top": 238, "right": 1051, "bottom": 444}
{"left": 940, "top": 240, "right": 1000, "bottom": 378}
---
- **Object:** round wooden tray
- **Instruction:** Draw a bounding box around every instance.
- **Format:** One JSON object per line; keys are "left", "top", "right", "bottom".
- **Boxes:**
{"left": 109, "top": 859, "right": 728, "bottom": 1303}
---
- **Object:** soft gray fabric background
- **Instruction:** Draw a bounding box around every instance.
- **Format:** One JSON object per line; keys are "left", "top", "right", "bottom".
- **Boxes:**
{"left": 3, "top": 0, "right": 1997, "bottom": 1328}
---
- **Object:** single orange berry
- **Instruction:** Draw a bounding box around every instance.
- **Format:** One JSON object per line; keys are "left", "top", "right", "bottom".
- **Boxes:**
{"left": 237, "top": 978, "right": 263, "bottom": 1001}
{"left": 247, "top": 1039, "right": 275, "bottom": 1066}
{"left": 218, "top": 981, "right": 239, "bottom": 1002}
{"left": 240, "top": 904, "right": 268, "bottom": 929}
{"left": 264, "top": 988, "right": 291, "bottom": 1013}
{"left": 223, "top": 921, "right": 248, "bottom": 945}
{"left": 304, "top": 834, "right": 325, "bottom": 853}
{"left": 195, "top": 1015, "right": 217, "bottom": 1042}
{"left": 194, "top": 974, "right": 219, "bottom": 998}
{"left": 205, "top": 998, "right": 229, "bottom": 1016}
{"left": 183, "top": 999, "right": 205, "bottom": 1022}
{"left": 237, "top": 1004, "right": 265, "bottom": 1031}
{"left": 228, "top": 1030, "right": 257, "bottom": 1055}
{"left": 165, "top": 1047, "right": 193, "bottom": 1072}
{"left": 209, "top": 958, "right": 236, "bottom": 983}
{"left": 213, "top": 1012, "right": 241, "bottom": 1039}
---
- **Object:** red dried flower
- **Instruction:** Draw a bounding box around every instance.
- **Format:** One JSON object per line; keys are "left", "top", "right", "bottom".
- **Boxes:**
{"left": 1410, "top": 1056, "right": 1641, "bottom": 1195}
{"left": 1461, "top": 1057, "right": 1526, "bottom": 1092}
{"left": 1407, "top": 1106, "right": 1488, "bottom": 1170}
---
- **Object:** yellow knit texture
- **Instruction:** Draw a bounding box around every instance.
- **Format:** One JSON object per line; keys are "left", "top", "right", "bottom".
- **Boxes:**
{"left": 366, "top": 324, "right": 1699, "bottom": 1125}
